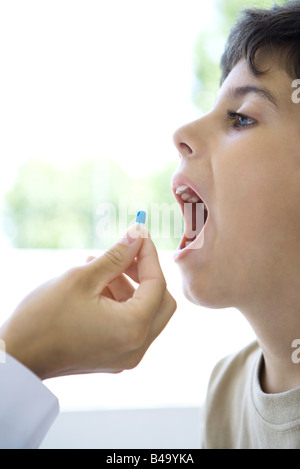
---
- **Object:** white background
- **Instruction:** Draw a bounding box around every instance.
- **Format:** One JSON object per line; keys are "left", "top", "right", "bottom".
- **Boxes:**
{"left": 0, "top": 0, "right": 217, "bottom": 188}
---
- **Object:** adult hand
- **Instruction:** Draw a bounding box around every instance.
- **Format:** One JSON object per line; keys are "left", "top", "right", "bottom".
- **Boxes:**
{"left": 0, "top": 225, "right": 176, "bottom": 380}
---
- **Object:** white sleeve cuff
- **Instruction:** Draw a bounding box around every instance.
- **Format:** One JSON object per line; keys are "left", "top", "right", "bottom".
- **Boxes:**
{"left": 0, "top": 354, "right": 59, "bottom": 449}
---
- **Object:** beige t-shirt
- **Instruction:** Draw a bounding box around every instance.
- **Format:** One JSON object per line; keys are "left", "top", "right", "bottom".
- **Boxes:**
{"left": 201, "top": 341, "right": 300, "bottom": 448}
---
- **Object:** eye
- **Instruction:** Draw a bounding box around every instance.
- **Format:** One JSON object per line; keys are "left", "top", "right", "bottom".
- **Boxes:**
{"left": 226, "top": 109, "right": 256, "bottom": 130}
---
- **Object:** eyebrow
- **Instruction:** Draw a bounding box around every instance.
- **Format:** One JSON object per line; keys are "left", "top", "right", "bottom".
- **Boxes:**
{"left": 227, "top": 85, "right": 278, "bottom": 109}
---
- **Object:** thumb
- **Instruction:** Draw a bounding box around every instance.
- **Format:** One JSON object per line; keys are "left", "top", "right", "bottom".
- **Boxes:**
{"left": 86, "top": 224, "right": 147, "bottom": 289}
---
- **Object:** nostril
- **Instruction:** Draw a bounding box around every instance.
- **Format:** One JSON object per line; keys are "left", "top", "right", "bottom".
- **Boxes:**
{"left": 179, "top": 142, "right": 193, "bottom": 157}
{"left": 173, "top": 125, "right": 195, "bottom": 158}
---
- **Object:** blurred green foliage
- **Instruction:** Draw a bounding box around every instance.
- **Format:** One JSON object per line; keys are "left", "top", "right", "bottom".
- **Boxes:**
{"left": 3, "top": 158, "right": 179, "bottom": 250}
{"left": 3, "top": 159, "right": 95, "bottom": 249}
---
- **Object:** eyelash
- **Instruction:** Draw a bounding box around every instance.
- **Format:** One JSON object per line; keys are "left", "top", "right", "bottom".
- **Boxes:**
{"left": 226, "top": 109, "right": 257, "bottom": 130}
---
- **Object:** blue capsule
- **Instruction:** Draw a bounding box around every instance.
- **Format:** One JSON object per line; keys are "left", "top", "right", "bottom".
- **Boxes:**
{"left": 136, "top": 210, "right": 146, "bottom": 224}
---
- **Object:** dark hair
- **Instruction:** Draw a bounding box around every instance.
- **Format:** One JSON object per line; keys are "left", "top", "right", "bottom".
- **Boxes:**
{"left": 220, "top": 1, "right": 300, "bottom": 84}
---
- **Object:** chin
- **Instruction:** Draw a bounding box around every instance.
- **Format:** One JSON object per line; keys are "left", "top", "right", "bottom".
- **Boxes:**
{"left": 180, "top": 269, "right": 232, "bottom": 310}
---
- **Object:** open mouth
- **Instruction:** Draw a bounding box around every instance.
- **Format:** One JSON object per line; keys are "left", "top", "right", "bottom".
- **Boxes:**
{"left": 174, "top": 183, "right": 209, "bottom": 250}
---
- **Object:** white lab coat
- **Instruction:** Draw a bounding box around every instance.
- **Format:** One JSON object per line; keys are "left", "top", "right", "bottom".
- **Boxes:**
{"left": 0, "top": 354, "right": 59, "bottom": 449}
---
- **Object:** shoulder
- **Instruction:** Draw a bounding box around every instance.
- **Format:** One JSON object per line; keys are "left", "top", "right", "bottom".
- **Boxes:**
{"left": 208, "top": 341, "right": 260, "bottom": 394}
{"left": 210, "top": 341, "right": 260, "bottom": 385}
{"left": 205, "top": 340, "right": 261, "bottom": 414}
{"left": 201, "top": 341, "right": 261, "bottom": 448}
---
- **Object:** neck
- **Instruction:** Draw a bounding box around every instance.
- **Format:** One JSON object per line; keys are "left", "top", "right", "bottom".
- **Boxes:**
{"left": 241, "top": 287, "right": 300, "bottom": 394}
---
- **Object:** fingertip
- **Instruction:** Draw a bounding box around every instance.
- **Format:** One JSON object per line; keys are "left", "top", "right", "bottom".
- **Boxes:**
{"left": 118, "top": 223, "right": 148, "bottom": 245}
{"left": 86, "top": 255, "right": 96, "bottom": 263}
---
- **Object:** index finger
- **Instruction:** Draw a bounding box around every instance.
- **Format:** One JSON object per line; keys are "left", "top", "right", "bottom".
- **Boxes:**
{"left": 130, "top": 233, "right": 167, "bottom": 316}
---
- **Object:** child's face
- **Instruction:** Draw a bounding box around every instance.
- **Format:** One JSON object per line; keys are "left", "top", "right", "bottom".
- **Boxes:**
{"left": 172, "top": 56, "right": 300, "bottom": 311}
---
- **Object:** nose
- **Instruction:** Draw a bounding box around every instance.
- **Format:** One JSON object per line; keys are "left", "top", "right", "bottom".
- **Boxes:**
{"left": 173, "top": 119, "right": 207, "bottom": 159}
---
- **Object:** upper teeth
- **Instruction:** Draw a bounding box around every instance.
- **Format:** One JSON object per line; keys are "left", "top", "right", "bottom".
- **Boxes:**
{"left": 176, "top": 185, "right": 189, "bottom": 195}
{"left": 176, "top": 184, "right": 201, "bottom": 203}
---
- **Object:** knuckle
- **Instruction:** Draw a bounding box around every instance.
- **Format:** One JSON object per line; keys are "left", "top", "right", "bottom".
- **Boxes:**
{"left": 64, "top": 266, "right": 83, "bottom": 285}
{"left": 124, "top": 353, "right": 144, "bottom": 371}
{"left": 103, "top": 246, "right": 124, "bottom": 268}
{"left": 122, "top": 316, "right": 149, "bottom": 352}
{"left": 160, "top": 277, "right": 167, "bottom": 292}
{"left": 64, "top": 265, "right": 93, "bottom": 291}
{"left": 128, "top": 320, "right": 149, "bottom": 350}
{"left": 170, "top": 296, "right": 177, "bottom": 313}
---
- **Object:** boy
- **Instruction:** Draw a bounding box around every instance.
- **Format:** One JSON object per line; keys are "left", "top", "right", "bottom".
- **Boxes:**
{"left": 172, "top": 0, "right": 300, "bottom": 448}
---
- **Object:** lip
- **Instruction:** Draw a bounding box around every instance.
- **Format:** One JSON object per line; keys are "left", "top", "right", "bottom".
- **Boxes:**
{"left": 172, "top": 174, "right": 207, "bottom": 206}
{"left": 172, "top": 172, "right": 209, "bottom": 261}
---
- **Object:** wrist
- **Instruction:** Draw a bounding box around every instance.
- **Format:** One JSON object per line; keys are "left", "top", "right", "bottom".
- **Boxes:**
{"left": 0, "top": 323, "right": 46, "bottom": 380}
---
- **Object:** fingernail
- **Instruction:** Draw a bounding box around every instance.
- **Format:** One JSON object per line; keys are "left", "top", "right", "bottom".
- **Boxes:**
{"left": 119, "top": 223, "right": 149, "bottom": 245}
{"left": 119, "top": 224, "right": 142, "bottom": 245}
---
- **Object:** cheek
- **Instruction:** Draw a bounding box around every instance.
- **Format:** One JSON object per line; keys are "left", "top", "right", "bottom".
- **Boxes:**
{"left": 214, "top": 142, "right": 283, "bottom": 234}
{"left": 214, "top": 156, "right": 295, "bottom": 280}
